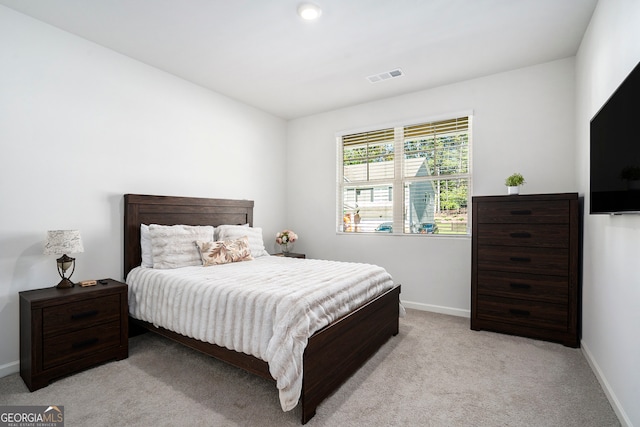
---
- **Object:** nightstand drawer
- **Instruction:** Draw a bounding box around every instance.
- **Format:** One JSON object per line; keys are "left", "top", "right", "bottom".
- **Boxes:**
{"left": 477, "top": 271, "right": 568, "bottom": 304}
{"left": 477, "top": 246, "right": 568, "bottom": 276}
{"left": 476, "top": 200, "right": 570, "bottom": 224}
{"left": 43, "top": 321, "right": 121, "bottom": 370}
{"left": 476, "top": 224, "right": 569, "bottom": 248}
{"left": 43, "top": 294, "right": 121, "bottom": 336}
{"left": 476, "top": 296, "right": 568, "bottom": 331}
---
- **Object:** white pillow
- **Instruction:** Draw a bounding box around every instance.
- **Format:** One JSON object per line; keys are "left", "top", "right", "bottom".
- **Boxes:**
{"left": 140, "top": 224, "right": 153, "bottom": 268}
{"left": 150, "top": 224, "right": 215, "bottom": 269}
{"left": 213, "top": 223, "right": 248, "bottom": 241}
{"left": 216, "top": 225, "right": 269, "bottom": 258}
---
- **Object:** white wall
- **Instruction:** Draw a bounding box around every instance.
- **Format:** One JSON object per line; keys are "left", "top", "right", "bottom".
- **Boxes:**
{"left": 576, "top": 1, "right": 640, "bottom": 425}
{"left": 286, "top": 58, "right": 577, "bottom": 314}
{"left": 0, "top": 6, "right": 287, "bottom": 376}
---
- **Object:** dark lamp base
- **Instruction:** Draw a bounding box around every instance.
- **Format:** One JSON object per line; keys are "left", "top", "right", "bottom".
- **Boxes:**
{"left": 55, "top": 278, "right": 75, "bottom": 289}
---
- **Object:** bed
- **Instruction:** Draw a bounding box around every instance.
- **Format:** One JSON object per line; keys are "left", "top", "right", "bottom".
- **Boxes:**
{"left": 123, "top": 194, "right": 401, "bottom": 424}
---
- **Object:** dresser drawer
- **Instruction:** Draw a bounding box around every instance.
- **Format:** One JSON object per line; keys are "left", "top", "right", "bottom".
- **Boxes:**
{"left": 477, "top": 246, "right": 568, "bottom": 276}
{"left": 43, "top": 321, "right": 121, "bottom": 370}
{"left": 43, "top": 294, "right": 121, "bottom": 337}
{"left": 476, "top": 224, "right": 569, "bottom": 248}
{"left": 476, "top": 296, "right": 568, "bottom": 332}
{"left": 477, "top": 271, "right": 568, "bottom": 304}
{"left": 476, "top": 200, "right": 570, "bottom": 224}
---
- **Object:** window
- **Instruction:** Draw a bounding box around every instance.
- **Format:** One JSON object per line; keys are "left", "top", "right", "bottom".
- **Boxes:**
{"left": 338, "top": 115, "right": 471, "bottom": 235}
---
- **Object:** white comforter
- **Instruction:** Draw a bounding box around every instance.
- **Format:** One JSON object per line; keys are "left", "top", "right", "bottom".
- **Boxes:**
{"left": 127, "top": 256, "right": 395, "bottom": 411}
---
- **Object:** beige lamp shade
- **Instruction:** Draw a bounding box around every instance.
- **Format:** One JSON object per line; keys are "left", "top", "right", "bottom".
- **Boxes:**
{"left": 44, "top": 230, "right": 84, "bottom": 255}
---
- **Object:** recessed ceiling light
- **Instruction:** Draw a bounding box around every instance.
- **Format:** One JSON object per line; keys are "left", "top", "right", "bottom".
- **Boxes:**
{"left": 297, "top": 3, "right": 322, "bottom": 20}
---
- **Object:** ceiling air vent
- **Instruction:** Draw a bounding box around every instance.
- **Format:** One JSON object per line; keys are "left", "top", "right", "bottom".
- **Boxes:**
{"left": 366, "top": 68, "right": 404, "bottom": 83}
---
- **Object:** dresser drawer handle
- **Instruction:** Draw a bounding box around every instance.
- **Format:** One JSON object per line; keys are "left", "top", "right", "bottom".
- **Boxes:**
{"left": 509, "top": 309, "right": 530, "bottom": 316}
{"left": 71, "top": 310, "right": 98, "bottom": 320}
{"left": 510, "top": 283, "right": 531, "bottom": 289}
{"left": 509, "top": 257, "right": 531, "bottom": 263}
{"left": 509, "top": 232, "right": 531, "bottom": 238}
{"left": 510, "top": 209, "right": 532, "bottom": 215}
{"left": 72, "top": 337, "right": 99, "bottom": 349}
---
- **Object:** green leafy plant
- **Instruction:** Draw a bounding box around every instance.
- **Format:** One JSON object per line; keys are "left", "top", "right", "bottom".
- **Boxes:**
{"left": 620, "top": 166, "right": 640, "bottom": 181}
{"left": 505, "top": 173, "right": 526, "bottom": 187}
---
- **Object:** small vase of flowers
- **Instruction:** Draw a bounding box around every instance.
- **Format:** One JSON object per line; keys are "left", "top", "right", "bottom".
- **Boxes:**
{"left": 276, "top": 230, "right": 298, "bottom": 253}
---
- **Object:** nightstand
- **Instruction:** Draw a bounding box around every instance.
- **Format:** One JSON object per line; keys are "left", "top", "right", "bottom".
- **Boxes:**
{"left": 273, "top": 252, "right": 306, "bottom": 259}
{"left": 19, "top": 279, "right": 128, "bottom": 391}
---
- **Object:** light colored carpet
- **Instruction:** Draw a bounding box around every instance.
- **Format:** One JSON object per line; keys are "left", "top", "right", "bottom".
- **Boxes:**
{"left": 0, "top": 309, "right": 619, "bottom": 426}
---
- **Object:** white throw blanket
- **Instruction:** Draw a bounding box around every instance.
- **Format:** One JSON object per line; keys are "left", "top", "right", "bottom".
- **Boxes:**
{"left": 127, "top": 256, "right": 395, "bottom": 411}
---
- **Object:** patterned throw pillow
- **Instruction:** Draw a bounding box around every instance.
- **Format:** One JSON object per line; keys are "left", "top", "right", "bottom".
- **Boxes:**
{"left": 196, "top": 236, "right": 253, "bottom": 266}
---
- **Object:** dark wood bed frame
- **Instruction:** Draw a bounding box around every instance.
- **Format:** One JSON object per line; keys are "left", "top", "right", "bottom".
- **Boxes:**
{"left": 123, "top": 194, "right": 401, "bottom": 424}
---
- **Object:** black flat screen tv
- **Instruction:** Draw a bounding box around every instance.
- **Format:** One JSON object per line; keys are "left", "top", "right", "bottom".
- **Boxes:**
{"left": 590, "top": 60, "right": 640, "bottom": 214}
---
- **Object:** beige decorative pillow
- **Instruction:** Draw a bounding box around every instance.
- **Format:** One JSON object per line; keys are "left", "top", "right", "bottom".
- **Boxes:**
{"left": 196, "top": 236, "right": 253, "bottom": 266}
{"left": 149, "top": 224, "right": 215, "bottom": 269}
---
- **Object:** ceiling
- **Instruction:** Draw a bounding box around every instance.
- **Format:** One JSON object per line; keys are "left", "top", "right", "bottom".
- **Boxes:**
{"left": 0, "top": 0, "right": 598, "bottom": 119}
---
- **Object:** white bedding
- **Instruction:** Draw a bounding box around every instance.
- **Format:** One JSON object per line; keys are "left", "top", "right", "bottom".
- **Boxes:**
{"left": 127, "top": 255, "right": 395, "bottom": 411}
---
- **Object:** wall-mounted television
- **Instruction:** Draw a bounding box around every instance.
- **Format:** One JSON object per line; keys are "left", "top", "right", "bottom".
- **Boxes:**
{"left": 590, "top": 60, "right": 640, "bottom": 215}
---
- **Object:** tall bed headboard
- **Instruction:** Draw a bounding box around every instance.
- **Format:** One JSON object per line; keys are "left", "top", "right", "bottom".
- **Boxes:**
{"left": 123, "top": 194, "right": 254, "bottom": 279}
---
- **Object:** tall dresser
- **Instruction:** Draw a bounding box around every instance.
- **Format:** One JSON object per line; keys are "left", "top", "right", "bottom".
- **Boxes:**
{"left": 471, "top": 193, "right": 581, "bottom": 347}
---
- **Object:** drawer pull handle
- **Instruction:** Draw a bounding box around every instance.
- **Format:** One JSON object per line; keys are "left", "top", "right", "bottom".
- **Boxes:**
{"left": 509, "top": 232, "right": 531, "bottom": 238}
{"left": 509, "top": 309, "right": 530, "bottom": 316}
{"left": 510, "top": 283, "right": 531, "bottom": 289}
{"left": 71, "top": 310, "right": 98, "bottom": 320}
{"left": 510, "top": 209, "right": 532, "bottom": 215}
{"left": 72, "top": 338, "right": 99, "bottom": 349}
{"left": 509, "top": 257, "right": 531, "bottom": 263}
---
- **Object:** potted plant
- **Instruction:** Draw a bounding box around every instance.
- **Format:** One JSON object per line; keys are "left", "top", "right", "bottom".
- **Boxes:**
{"left": 505, "top": 173, "right": 526, "bottom": 195}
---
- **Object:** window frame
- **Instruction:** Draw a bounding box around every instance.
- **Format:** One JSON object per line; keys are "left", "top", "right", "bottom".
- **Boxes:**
{"left": 336, "top": 112, "right": 473, "bottom": 237}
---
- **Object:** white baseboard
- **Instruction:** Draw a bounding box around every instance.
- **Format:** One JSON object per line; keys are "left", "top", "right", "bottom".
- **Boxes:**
{"left": 402, "top": 300, "right": 470, "bottom": 318}
{"left": 580, "top": 342, "right": 631, "bottom": 427}
{"left": 0, "top": 360, "right": 19, "bottom": 378}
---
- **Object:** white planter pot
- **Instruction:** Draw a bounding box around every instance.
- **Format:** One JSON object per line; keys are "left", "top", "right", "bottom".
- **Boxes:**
{"left": 507, "top": 186, "right": 520, "bottom": 195}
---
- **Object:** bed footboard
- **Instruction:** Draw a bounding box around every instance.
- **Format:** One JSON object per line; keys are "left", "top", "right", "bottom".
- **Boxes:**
{"left": 301, "top": 285, "right": 401, "bottom": 424}
{"left": 129, "top": 285, "right": 400, "bottom": 424}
